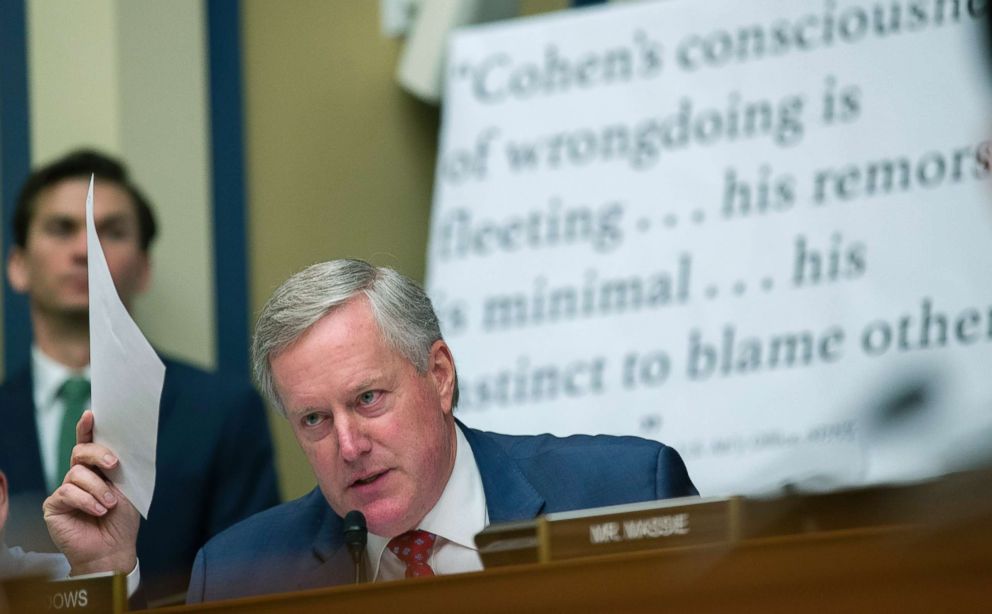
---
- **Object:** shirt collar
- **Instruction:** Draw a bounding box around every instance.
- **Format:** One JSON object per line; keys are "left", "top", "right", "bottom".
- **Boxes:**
{"left": 31, "top": 345, "right": 89, "bottom": 414}
{"left": 366, "top": 423, "right": 488, "bottom": 577}
{"left": 418, "top": 423, "right": 488, "bottom": 547}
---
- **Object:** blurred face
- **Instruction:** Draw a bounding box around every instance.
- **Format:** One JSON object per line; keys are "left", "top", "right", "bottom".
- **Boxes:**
{"left": 271, "top": 296, "right": 457, "bottom": 537}
{"left": 7, "top": 178, "right": 150, "bottom": 316}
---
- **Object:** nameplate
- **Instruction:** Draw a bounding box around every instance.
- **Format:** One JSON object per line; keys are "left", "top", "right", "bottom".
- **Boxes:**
{"left": 543, "top": 496, "right": 736, "bottom": 562}
{"left": 477, "top": 496, "right": 737, "bottom": 568}
{"left": 476, "top": 474, "right": 992, "bottom": 570}
{"left": 1, "top": 573, "right": 126, "bottom": 613}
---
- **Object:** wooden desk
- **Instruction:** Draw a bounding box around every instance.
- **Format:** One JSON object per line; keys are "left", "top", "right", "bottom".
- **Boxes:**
{"left": 150, "top": 479, "right": 992, "bottom": 613}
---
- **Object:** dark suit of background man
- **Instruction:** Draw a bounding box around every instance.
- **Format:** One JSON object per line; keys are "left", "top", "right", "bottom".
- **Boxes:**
{"left": 0, "top": 150, "right": 280, "bottom": 603}
{"left": 45, "top": 258, "right": 697, "bottom": 602}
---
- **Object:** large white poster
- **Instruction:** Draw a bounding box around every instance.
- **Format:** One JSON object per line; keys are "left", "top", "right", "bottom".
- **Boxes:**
{"left": 426, "top": 0, "right": 992, "bottom": 495}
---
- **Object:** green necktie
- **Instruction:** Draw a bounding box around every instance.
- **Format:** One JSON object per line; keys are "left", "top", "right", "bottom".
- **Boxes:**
{"left": 57, "top": 377, "right": 91, "bottom": 486}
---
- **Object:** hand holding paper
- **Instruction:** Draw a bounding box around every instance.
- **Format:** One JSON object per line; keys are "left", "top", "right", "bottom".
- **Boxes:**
{"left": 84, "top": 175, "right": 165, "bottom": 518}
{"left": 43, "top": 410, "right": 139, "bottom": 576}
{"left": 43, "top": 176, "right": 164, "bottom": 576}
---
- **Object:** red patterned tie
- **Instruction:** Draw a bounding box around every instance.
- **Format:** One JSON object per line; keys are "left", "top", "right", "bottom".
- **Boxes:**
{"left": 387, "top": 530, "right": 437, "bottom": 578}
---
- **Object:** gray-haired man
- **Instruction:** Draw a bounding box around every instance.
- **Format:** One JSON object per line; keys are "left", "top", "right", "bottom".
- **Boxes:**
{"left": 45, "top": 259, "right": 697, "bottom": 602}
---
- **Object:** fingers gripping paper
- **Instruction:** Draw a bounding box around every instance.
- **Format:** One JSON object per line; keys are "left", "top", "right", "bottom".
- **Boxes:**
{"left": 86, "top": 176, "right": 165, "bottom": 518}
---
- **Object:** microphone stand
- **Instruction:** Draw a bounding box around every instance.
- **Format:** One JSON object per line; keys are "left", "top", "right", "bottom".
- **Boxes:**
{"left": 343, "top": 510, "right": 368, "bottom": 584}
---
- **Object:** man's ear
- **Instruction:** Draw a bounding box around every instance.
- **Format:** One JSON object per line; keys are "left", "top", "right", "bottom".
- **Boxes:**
{"left": 7, "top": 247, "right": 30, "bottom": 294}
{"left": 428, "top": 340, "right": 456, "bottom": 415}
{"left": 135, "top": 252, "right": 152, "bottom": 294}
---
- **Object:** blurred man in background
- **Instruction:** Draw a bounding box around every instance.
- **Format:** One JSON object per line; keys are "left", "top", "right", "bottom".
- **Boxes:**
{"left": 0, "top": 150, "right": 279, "bottom": 604}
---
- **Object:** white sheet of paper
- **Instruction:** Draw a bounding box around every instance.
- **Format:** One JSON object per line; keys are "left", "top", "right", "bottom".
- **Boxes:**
{"left": 86, "top": 176, "right": 165, "bottom": 518}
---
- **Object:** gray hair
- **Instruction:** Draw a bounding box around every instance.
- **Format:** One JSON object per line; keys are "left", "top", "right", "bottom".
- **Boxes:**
{"left": 252, "top": 259, "right": 458, "bottom": 415}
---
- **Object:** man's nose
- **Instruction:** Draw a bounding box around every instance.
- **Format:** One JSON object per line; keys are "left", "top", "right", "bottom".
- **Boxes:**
{"left": 335, "top": 416, "right": 372, "bottom": 462}
{"left": 70, "top": 229, "right": 88, "bottom": 260}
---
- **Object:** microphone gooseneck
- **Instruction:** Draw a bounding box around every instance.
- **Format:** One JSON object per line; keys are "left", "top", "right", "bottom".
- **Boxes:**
{"left": 343, "top": 510, "right": 368, "bottom": 584}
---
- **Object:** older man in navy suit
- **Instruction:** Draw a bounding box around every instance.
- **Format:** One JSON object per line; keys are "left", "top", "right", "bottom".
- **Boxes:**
{"left": 0, "top": 150, "right": 279, "bottom": 603}
{"left": 45, "top": 259, "right": 696, "bottom": 602}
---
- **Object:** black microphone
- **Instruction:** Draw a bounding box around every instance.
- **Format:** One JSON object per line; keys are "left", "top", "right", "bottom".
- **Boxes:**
{"left": 343, "top": 510, "right": 368, "bottom": 584}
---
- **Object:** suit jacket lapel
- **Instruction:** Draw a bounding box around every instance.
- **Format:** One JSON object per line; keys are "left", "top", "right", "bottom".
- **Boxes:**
{"left": 0, "top": 366, "right": 47, "bottom": 494}
{"left": 1, "top": 366, "right": 57, "bottom": 550}
{"left": 156, "top": 356, "right": 179, "bottom": 427}
{"left": 296, "top": 504, "right": 354, "bottom": 591}
{"left": 460, "top": 422, "right": 545, "bottom": 524}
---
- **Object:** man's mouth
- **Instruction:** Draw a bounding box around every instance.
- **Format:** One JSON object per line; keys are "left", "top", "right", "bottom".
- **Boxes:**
{"left": 351, "top": 470, "right": 388, "bottom": 487}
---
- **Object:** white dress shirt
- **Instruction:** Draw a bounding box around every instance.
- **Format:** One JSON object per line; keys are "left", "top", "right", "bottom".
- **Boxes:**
{"left": 31, "top": 346, "right": 91, "bottom": 492}
{"left": 367, "top": 424, "right": 489, "bottom": 581}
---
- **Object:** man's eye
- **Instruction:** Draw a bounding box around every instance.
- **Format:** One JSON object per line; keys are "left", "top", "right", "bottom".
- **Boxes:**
{"left": 44, "top": 219, "right": 76, "bottom": 237}
{"left": 303, "top": 413, "right": 324, "bottom": 427}
{"left": 358, "top": 391, "right": 379, "bottom": 406}
{"left": 98, "top": 226, "right": 129, "bottom": 241}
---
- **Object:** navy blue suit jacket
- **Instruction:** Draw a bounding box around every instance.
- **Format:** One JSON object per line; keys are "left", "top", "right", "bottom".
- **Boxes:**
{"left": 0, "top": 356, "right": 280, "bottom": 603}
{"left": 187, "top": 423, "right": 697, "bottom": 603}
